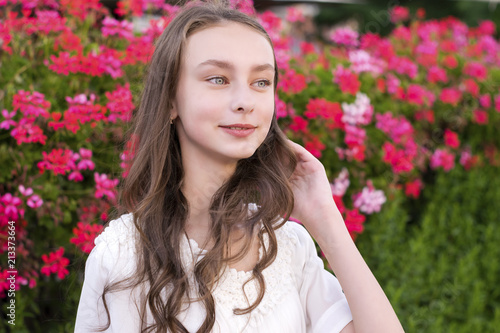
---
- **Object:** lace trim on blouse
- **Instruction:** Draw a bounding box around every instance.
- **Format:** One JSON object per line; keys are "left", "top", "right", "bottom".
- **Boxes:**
{"left": 94, "top": 212, "right": 303, "bottom": 331}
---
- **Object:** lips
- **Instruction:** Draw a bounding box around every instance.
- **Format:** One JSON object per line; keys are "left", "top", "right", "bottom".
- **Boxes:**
{"left": 219, "top": 124, "right": 257, "bottom": 137}
{"left": 219, "top": 124, "right": 256, "bottom": 130}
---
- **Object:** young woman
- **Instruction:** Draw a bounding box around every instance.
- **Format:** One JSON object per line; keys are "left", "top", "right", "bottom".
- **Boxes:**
{"left": 75, "top": 3, "right": 404, "bottom": 333}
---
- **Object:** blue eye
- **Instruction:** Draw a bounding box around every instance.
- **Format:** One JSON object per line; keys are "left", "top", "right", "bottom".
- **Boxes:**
{"left": 255, "top": 80, "right": 271, "bottom": 88}
{"left": 208, "top": 77, "right": 227, "bottom": 85}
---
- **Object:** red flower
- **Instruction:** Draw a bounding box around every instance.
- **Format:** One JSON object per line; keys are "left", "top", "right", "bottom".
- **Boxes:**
{"left": 415, "top": 109, "right": 435, "bottom": 123}
{"left": 444, "top": 129, "right": 460, "bottom": 149}
{"left": 105, "top": 83, "right": 134, "bottom": 123}
{"left": 278, "top": 69, "right": 307, "bottom": 94}
{"left": 390, "top": 6, "right": 410, "bottom": 24}
{"left": 37, "top": 148, "right": 74, "bottom": 175}
{"left": 333, "top": 65, "right": 360, "bottom": 95}
{"left": 41, "top": 247, "right": 70, "bottom": 280}
{"left": 405, "top": 179, "right": 423, "bottom": 199}
{"left": 473, "top": 109, "right": 488, "bottom": 125}
{"left": 70, "top": 222, "right": 103, "bottom": 254}
{"left": 382, "top": 142, "right": 414, "bottom": 173}
{"left": 442, "top": 55, "right": 458, "bottom": 69}
{"left": 304, "top": 98, "right": 344, "bottom": 130}
{"left": 461, "top": 78, "right": 479, "bottom": 97}
{"left": 376, "top": 78, "right": 386, "bottom": 93}
{"left": 304, "top": 136, "right": 326, "bottom": 158}
{"left": 344, "top": 209, "right": 366, "bottom": 241}
{"left": 289, "top": 116, "right": 308, "bottom": 133}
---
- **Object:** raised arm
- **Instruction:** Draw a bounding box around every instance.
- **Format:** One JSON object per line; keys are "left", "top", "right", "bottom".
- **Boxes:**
{"left": 287, "top": 140, "right": 404, "bottom": 333}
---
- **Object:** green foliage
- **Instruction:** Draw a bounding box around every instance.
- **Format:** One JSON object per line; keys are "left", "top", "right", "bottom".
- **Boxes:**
{"left": 356, "top": 166, "right": 500, "bottom": 332}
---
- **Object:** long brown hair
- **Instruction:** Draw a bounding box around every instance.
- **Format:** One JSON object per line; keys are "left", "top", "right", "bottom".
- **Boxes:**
{"left": 100, "top": 2, "right": 297, "bottom": 332}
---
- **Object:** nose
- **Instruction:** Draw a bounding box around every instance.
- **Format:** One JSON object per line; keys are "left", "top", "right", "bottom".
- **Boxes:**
{"left": 230, "top": 82, "right": 255, "bottom": 113}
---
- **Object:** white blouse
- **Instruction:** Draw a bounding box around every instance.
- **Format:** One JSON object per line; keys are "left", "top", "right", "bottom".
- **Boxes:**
{"left": 74, "top": 213, "right": 353, "bottom": 332}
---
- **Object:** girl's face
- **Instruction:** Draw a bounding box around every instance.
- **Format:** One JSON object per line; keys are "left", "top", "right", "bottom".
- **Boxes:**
{"left": 171, "top": 22, "right": 275, "bottom": 167}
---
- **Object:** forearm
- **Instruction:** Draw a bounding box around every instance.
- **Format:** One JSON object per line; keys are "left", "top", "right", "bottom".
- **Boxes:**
{"left": 307, "top": 206, "right": 405, "bottom": 333}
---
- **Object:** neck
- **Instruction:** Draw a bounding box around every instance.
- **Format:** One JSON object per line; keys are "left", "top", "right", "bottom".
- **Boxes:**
{"left": 181, "top": 150, "right": 237, "bottom": 228}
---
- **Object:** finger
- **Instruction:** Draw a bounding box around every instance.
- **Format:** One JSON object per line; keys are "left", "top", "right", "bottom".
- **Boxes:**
{"left": 287, "top": 139, "right": 316, "bottom": 162}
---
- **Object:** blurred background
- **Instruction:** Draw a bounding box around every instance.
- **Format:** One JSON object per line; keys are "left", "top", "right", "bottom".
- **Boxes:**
{"left": 1, "top": 0, "right": 499, "bottom": 332}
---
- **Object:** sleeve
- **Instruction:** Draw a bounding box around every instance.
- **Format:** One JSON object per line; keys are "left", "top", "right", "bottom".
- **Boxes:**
{"left": 74, "top": 216, "right": 142, "bottom": 333}
{"left": 289, "top": 222, "right": 353, "bottom": 333}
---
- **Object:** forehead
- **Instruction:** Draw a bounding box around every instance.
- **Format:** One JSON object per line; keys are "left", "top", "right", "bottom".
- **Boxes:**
{"left": 183, "top": 22, "right": 275, "bottom": 69}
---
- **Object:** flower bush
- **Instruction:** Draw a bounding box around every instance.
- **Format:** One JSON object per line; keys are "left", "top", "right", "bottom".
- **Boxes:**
{"left": 0, "top": 0, "right": 499, "bottom": 331}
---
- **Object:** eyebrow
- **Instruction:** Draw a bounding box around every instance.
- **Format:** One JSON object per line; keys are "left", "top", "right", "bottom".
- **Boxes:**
{"left": 197, "top": 59, "right": 275, "bottom": 72}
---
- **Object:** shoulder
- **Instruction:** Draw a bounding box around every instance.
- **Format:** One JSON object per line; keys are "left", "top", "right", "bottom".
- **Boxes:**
{"left": 94, "top": 212, "right": 136, "bottom": 247}
{"left": 277, "top": 221, "right": 315, "bottom": 251}
{"left": 89, "top": 213, "right": 138, "bottom": 282}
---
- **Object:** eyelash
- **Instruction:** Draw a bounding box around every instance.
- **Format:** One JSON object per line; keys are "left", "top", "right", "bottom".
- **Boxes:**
{"left": 207, "top": 76, "right": 272, "bottom": 88}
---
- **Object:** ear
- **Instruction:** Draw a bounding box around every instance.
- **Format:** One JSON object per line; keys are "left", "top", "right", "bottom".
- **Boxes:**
{"left": 170, "top": 101, "right": 178, "bottom": 119}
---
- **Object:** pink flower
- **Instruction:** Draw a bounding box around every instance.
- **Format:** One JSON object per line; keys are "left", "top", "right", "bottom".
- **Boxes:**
{"left": 344, "top": 125, "right": 366, "bottom": 146}
{"left": 13, "top": 90, "right": 51, "bottom": 119}
{"left": 18, "top": 185, "right": 33, "bottom": 197}
{"left": 389, "top": 56, "right": 418, "bottom": 79}
{"left": 386, "top": 73, "right": 400, "bottom": 94}
{"left": 289, "top": 116, "right": 308, "bottom": 133}
{"left": 382, "top": 142, "right": 414, "bottom": 174}
{"left": 472, "top": 109, "right": 488, "bottom": 125}
{"left": 495, "top": 94, "right": 500, "bottom": 112}
{"left": 461, "top": 79, "right": 479, "bottom": 97}
{"left": 33, "top": 10, "right": 66, "bottom": 35}
{"left": 352, "top": 180, "right": 386, "bottom": 214}
{"left": 305, "top": 99, "right": 344, "bottom": 129}
{"left": 333, "top": 65, "right": 361, "bottom": 95}
{"left": 277, "top": 69, "right": 307, "bottom": 94}
{"left": 460, "top": 149, "right": 479, "bottom": 170}
{"left": 406, "top": 84, "right": 435, "bottom": 107}
{"left": 478, "top": 20, "right": 496, "bottom": 35}
{"left": 27, "top": 194, "right": 43, "bottom": 208}
{"left": 463, "top": 62, "right": 487, "bottom": 81}
{"left": 0, "top": 270, "right": 28, "bottom": 298}
{"left": 94, "top": 173, "right": 119, "bottom": 201}
{"left": 430, "top": 149, "right": 455, "bottom": 172}
{"left": 0, "top": 21, "right": 12, "bottom": 54}
{"left": 77, "top": 148, "right": 95, "bottom": 170}
{"left": 427, "top": 66, "right": 448, "bottom": 83}
{"left": 275, "top": 95, "right": 288, "bottom": 119}
{"left": 68, "top": 171, "right": 84, "bottom": 182}
{"left": 348, "top": 50, "right": 386, "bottom": 75}
{"left": 375, "top": 112, "right": 414, "bottom": 144}
{"left": 341, "top": 92, "right": 373, "bottom": 125}
{"left": 439, "top": 88, "right": 462, "bottom": 106}
{"left": 479, "top": 94, "right": 491, "bottom": 108}
{"left": 10, "top": 118, "right": 47, "bottom": 145}
{"left": 101, "top": 16, "right": 133, "bottom": 40}
{"left": 444, "top": 129, "right": 460, "bottom": 149}
{"left": 70, "top": 222, "right": 103, "bottom": 254}
{"left": 40, "top": 247, "right": 69, "bottom": 280}
{"left": 0, "top": 109, "right": 17, "bottom": 130}
{"left": 1, "top": 193, "right": 24, "bottom": 221}
{"left": 390, "top": 6, "right": 409, "bottom": 24}
{"left": 330, "top": 168, "right": 350, "bottom": 197}
{"left": 330, "top": 27, "right": 359, "bottom": 48}
{"left": 106, "top": 83, "right": 134, "bottom": 123}
{"left": 286, "top": 7, "right": 305, "bottom": 23}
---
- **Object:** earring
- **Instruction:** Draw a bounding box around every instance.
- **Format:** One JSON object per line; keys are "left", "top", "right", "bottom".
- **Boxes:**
{"left": 170, "top": 117, "right": 174, "bottom": 125}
